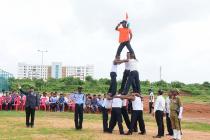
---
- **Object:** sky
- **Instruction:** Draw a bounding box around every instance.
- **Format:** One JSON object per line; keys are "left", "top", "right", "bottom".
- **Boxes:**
{"left": 0, "top": 0, "right": 210, "bottom": 83}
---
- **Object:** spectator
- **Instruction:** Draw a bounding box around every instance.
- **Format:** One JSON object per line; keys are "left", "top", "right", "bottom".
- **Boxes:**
{"left": 97, "top": 95, "right": 103, "bottom": 112}
{"left": 58, "top": 93, "right": 65, "bottom": 112}
{"left": 50, "top": 92, "right": 58, "bottom": 112}
{"left": 85, "top": 94, "right": 92, "bottom": 113}
{"left": 91, "top": 95, "right": 98, "bottom": 113}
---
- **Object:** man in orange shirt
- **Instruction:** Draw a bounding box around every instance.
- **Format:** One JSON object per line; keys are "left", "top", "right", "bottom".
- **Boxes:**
{"left": 115, "top": 20, "right": 134, "bottom": 58}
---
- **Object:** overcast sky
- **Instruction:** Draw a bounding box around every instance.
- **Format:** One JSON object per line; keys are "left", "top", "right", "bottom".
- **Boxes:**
{"left": 0, "top": 0, "right": 210, "bottom": 83}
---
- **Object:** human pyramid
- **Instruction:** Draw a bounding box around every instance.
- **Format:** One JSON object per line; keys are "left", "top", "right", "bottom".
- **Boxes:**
{"left": 101, "top": 15, "right": 146, "bottom": 136}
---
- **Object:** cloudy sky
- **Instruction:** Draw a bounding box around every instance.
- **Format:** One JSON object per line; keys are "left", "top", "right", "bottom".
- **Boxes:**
{"left": 0, "top": 0, "right": 210, "bottom": 83}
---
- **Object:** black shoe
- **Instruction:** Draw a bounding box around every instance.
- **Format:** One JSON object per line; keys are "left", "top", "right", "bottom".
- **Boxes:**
{"left": 124, "top": 131, "right": 132, "bottom": 135}
{"left": 138, "top": 131, "right": 146, "bottom": 135}
{"left": 153, "top": 135, "right": 162, "bottom": 138}
{"left": 120, "top": 132, "right": 125, "bottom": 135}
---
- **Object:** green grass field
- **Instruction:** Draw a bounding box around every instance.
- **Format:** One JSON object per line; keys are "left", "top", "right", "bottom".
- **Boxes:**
{"left": 0, "top": 111, "right": 210, "bottom": 140}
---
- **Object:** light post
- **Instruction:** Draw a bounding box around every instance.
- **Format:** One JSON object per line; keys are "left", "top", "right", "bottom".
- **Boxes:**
{"left": 37, "top": 50, "right": 48, "bottom": 79}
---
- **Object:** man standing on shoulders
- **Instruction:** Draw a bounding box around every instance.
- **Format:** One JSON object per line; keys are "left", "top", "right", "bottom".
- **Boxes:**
{"left": 18, "top": 84, "right": 40, "bottom": 128}
{"left": 153, "top": 89, "right": 165, "bottom": 138}
{"left": 72, "top": 86, "right": 86, "bottom": 130}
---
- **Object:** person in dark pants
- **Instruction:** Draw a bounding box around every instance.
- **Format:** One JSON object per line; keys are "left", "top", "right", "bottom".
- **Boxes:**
{"left": 101, "top": 93, "right": 112, "bottom": 132}
{"left": 122, "top": 53, "right": 141, "bottom": 95}
{"left": 121, "top": 99, "right": 131, "bottom": 130}
{"left": 148, "top": 88, "right": 154, "bottom": 114}
{"left": 117, "top": 93, "right": 146, "bottom": 135}
{"left": 153, "top": 89, "right": 165, "bottom": 138}
{"left": 18, "top": 85, "right": 39, "bottom": 128}
{"left": 115, "top": 20, "right": 134, "bottom": 57}
{"left": 72, "top": 86, "right": 85, "bottom": 130}
{"left": 119, "top": 52, "right": 136, "bottom": 93}
{"left": 165, "top": 92, "right": 173, "bottom": 136}
{"left": 107, "top": 93, "right": 124, "bottom": 135}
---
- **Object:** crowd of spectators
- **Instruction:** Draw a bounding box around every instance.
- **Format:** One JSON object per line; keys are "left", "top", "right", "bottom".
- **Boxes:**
{"left": 0, "top": 91, "right": 106, "bottom": 113}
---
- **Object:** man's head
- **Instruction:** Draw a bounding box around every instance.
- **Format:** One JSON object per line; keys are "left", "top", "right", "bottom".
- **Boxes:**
{"left": 78, "top": 86, "right": 83, "bottom": 93}
{"left": 158, "top": 89, "right": 163, "bottom": 96}
{"left": 171, "top": 89, "right": 179, "bottom": 98}
{"left": 126, "top": 52, "right": 131, "bottom": 59}
{"left": 28, "top": 86, "right": 34, "bottom": 93}
{"left": 121, "top": 20, "right": 128, "bottom": 28}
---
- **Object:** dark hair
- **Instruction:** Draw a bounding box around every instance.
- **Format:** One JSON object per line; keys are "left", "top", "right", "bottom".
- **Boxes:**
{"left": 158, "top": 89, "right": 163, "bottom": 95}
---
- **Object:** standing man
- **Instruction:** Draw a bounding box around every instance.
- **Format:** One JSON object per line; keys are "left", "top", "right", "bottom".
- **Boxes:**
{"left": 119, "top": 52, "right": 136, "bottom": 93}
{"left": 72, "top": 86, "right": 86, "bottom": 130}
{"left": 107, "top": 92, "right": 124, "bottom": 135}
{"left": 18, "top": 85, "right": 40, "bottom": 128}
{"left": 101, "top": 93, "right": 112, "bottom": 132}
{"left": 170, "top": 89, "right": 183, "bottom": 140}
{"left": 165, "top": 92, "right": 173, "bottom": 136}
{"left": 153, "top": 89, "right": 165, "bottom": 138}
{"left": 149, "top": 88, "right": 154, "bottom": 114}
{"left": 117, "top": 93, "right": 146, "bottom": 135}
{"left": 115, "top": 20, "right": 134, "bottom": 58}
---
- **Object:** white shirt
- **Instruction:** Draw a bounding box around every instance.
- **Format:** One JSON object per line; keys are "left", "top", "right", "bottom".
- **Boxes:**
{"left": 149, "top": 92, "right": 155, "bottom": 102}
{"left": 132, "top": 96, "right": 143, "bottom": 110}
{"left": 122, "top": 99, "right": 127, "bottom": 107}
{"left": 112, "top": 95, "right": 122, "bottom": 108}
{"left": 102, "top": 98, "right": 112, "bottom": 109}
{"left": 125, "top": 62, "right": 130, "bottom": 70}
{"left": 165, "top": 97, "right": 171, "bottom": 114}
{"left": 111, "top": 64, "right": 117, "bottom": 73}
{"left": 128, "top": 59, "right": 139, "bottom": 71}
{"left": 154, "top": 95, "right": 165, "bottom": 112}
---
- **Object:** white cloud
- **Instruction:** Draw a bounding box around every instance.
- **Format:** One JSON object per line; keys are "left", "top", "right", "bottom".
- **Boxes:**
{"left": 0, "top": 0, "right": 210, "bottom": 83}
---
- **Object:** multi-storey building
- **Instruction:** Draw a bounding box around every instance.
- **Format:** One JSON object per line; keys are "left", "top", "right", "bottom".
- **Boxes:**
{"left": 0, "top": 68, "right": 14, "bottom": 91}
{"left": 17, "top": 63, "right": 94, "bottom": 81}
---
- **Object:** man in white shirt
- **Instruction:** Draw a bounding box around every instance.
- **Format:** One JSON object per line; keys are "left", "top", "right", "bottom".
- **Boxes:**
{"left": 153, "top": 89, "right": 165, "bottom": 138}
{"left": 107, "top": 93, "right": 124, "bottom": 135}
{"left": 123, "top": 53, "right": 141, "bottom": 95}
{"left": 149, "top": 88, "right": 154, "bottom": 114}
{"left": 117, "top": 93, "right": 146, "bottom": 135}
{"left": 165, "top": 92, "right": 173, "bottom": 136}
{"left": 101, "top": 93, "right": 112, "bottom": 132}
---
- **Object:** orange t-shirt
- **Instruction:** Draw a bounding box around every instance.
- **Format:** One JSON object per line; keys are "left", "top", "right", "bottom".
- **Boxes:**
{"left": 117, "top": 28, "right": 132, "bottom": 43}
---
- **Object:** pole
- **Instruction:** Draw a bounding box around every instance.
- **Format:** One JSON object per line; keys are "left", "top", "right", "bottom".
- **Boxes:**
{"left": 37, "top": 50, "right": 48, "bottom": 79}
{"left": 160, "top": 66, "right": 162, "bottom": 81}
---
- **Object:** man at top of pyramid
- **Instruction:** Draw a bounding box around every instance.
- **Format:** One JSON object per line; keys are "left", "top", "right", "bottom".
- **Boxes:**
{"left": 115, "top": 20, "right": 135, "bottom": 58}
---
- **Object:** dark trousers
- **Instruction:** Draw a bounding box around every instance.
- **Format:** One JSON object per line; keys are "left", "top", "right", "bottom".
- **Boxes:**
{"left": 25, "top": 106, "right": 35, "bottom": 126}
{"left": 108, "top": 108, "right": 124, "bottom": 134}
{"left": 108, "top": 72, "right": 117, "bottom": 96}
{"left": 166, "top": 113, "right": 173, "bottom": 135}
{"left": 116, "top": 41, "right": 134, "bottom": 57}
{"left": 75, "top": 104, "right": 84, "bottom": 129}
{"left": 124, "top": 71, "right": 140, "bottom": 95}
{"left": 121, "top": 106, "right": 131, "bottom": 129}
{"left": 129, "top": 110, "right": 146, "bottom": 133}
{"left": 155, "top": 111, "right": 164, "bottom": 136}
{"left": 149, "top": 102, "right": 153, "bottom": 114}
{"left": 120, "top": 70, "right": 136, "bottom": 93}
{"left": 102, "top": 107, "right": 109, "bottom": 132}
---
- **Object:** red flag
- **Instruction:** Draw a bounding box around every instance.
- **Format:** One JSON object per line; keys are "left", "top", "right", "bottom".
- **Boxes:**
{"left": 125, "top": 12, "right": 128, "bottom": 21}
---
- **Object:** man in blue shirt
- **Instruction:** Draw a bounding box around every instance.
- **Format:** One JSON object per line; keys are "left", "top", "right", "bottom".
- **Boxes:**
{"left": 72, "top": 86, "right": 85, "bottom": 130}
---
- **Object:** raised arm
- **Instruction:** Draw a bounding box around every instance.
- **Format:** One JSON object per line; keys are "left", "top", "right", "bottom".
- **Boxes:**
{"left": 115, "top": 23, "right": 121, "bottom": 31}
{"left": 18, "top": 85, "right": 28, "bottom": 95}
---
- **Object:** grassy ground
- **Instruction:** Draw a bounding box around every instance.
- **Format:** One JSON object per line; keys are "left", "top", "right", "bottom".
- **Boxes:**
{"left": 0, "top": 111, "right": 210, "bottom": 140}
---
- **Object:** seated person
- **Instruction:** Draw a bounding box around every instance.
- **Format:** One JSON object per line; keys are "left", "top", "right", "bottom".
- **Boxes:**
{"left": 85, "top": 94, "right": 92, "bottom": 113}
{"left": 58, "top": 93, "right": 65, "bottom": 112}
{"left": 49, "top": 92, "right": 58, "bottom": 112}
{"left": 97, "top": 95, "right": 103, "bottom": 112}
{"left": 91, "top": 95, "right": 98, "bottom": 113}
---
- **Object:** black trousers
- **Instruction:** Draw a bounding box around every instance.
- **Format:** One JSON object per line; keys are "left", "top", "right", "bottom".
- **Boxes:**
{"left": 25, "top": 106, "right": 35, "bottom": 126}
{"left": 120, "top": 70, "right": 136, "bottom": 93}
{"left": 149, "top": 102, "right": 153, "bottom": 114}
{"left": 108, "top": 72, "right": 117, "bottom": 96}
{"left": 155, "top": 111, "right": 164, "bottom": 136}
{"left": 116, "top": 41, "right": 134, "bottom": 57}
{"left": 75, "top": 104, "right": 84, "bottom": 129}
{"left": 166, "top": 113, "right": 173, "bottom": 135}
{"left": 121, "top": 106, "right": 131, "bottom": 129}
{"left": 124, "top": 71, "right": 141, "bottom": 95}
{"left": 102, "top": 107, "right": 109, "bottom": 132}
{"left": 129, "top": 110, "right": 146, "bottom": 133}
{"left": 108, "top": 108, "right": 124, "bottom": 134}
